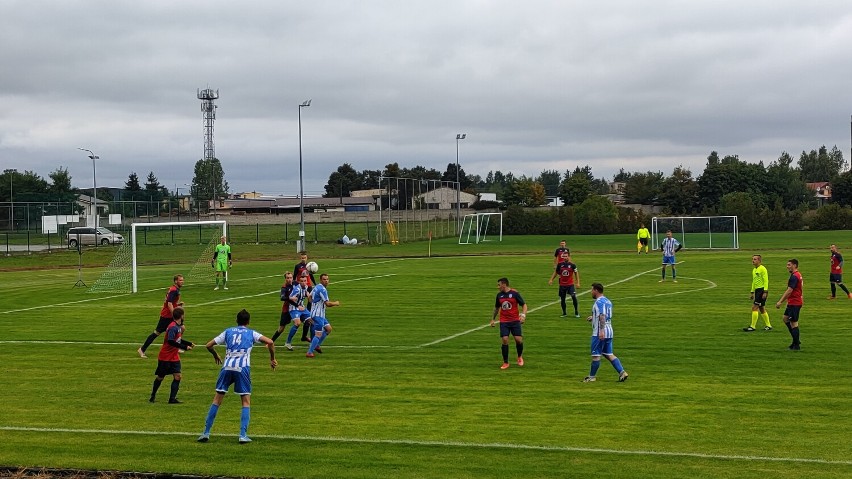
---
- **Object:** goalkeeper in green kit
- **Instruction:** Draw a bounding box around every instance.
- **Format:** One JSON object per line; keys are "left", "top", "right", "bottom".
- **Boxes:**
{"left": 212, "top": 236, "right": 232, "bottom": 291}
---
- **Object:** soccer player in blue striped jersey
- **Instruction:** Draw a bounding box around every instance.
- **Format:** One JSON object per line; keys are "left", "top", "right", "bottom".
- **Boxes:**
{"left": 659, "top": 230, "right": 682, "bottom": 283}
{"left": 283, "top": 274, "right": 312, "bottom": 350}
{"left": 583, "top": 283, "right": 628, "bottom": 383}
{"left": 306, "top": 273, "right": 340, "bottom": 358}
{"left": 197, "top": 309, "right": 277, "bottom": 444}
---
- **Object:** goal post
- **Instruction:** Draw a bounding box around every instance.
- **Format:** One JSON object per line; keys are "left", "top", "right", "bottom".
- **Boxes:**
{"left": 651, "top": 216, "right": 738, "bottom": 250}
{"left": 459, "top": 213, "right": 503, "bottom": 245}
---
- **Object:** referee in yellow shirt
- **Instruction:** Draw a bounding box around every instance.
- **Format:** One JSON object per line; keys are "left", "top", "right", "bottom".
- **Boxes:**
{"left": 636, "top": 224, "right": 651, "bottom": 254}
{"left": 743, "top": 254, "right": 772, "bottom": 331}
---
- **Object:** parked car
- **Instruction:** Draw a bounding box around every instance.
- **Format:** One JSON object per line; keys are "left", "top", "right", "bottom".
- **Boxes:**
{"left": 67, "top": 227, "right": 125, "bottom": 247}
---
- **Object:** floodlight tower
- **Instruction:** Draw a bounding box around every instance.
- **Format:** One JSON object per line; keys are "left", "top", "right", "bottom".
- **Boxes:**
{"left": 198, "top": 87, "right": 219, "bottom": 218}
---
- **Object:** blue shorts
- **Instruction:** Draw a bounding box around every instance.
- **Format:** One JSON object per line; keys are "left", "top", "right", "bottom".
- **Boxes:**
{"left": 662, "top": 255, "right": 676, "bottom": 265}
{"left": 783, "top": 305, "right": 802, "bottom": 323}
{"left": 311, "top": 316, "right": 330, "bottom": 331}
{"left": 215, "top": 367, "right": 252, "bottom": 395}
{"left": 591, "top": 337, "right": 614, "bottom": 356}
{"left": 499, "top": 320, "right": 523, "bottom": 338}
{"left": 289, "top": 310, "right": 311, "bottom": 321}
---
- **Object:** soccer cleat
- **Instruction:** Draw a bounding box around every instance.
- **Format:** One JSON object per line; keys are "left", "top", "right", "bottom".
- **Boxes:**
{"left": 223, "top": 286, "right": 229, "bottom": 290}
{"left": 197, "top": 433, "right": 210, "bottom": 443}
{"left": 306, "top": 352, "right": 315, "bottom": 358}
{"left": 517, "top": 357, "right": 524, "bottom": 367}
{"left": 168, "top": 399, "right": 182, "bottom": 404}
{"left": 574, "top": 313, "right": 581, "bottom": 318}
{"left": 827, "top": 296, "right": 836, "bottom": 300}
{"left": 315, "top": 346, "right": 323, "bottom": 354}
{"left": 301, "top": 337, "right": 311, "bottom": 342}
{"left": 560, "top": 314, "right": 567, "bottom": 318}
{"left": 673, "top": 279, "right": 678, "bottom": 283}
{"left": 658, "top": 279, "right": 665, "bottom": 283}
{"left": 149, "top": 396, "right": 155, "bottom": 403}
{"left": 582, "top": 376, "right": 596, "bottom": 382}
{"left": 742, "top": 327, "right": 756, "bottom": 332}
{"left": 763, "top": 326, "right": 773, "bottom": 331}
{"left": 238, "top": 436, "right": 252, "bottom": 444}
{"left": 788, "top": 343, "right": 801, "bottom": 350}
{"left": 618, "top": 371, "right": 629, "bottom": 382}
{"left": 500, "top": 363, "right": 510, "bottom": 370}
{"left": 137, "top": 348, "right": 148, "bottom": 359}
{"left": 848, "top": 293, "right": 852, "bottom": 299}
{"left": 284, "top": 343, "right": 293, "bottom": 351}
{"left": 213, "top": 286, "right": 219, "bottom": 291}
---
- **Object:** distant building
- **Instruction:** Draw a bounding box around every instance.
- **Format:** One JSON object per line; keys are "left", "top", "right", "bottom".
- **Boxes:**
{"left": 413, "top": 187, "right": 478, "bottom": 210}
{"left": 806, "top": 182, "right": 831, "bottom": 206}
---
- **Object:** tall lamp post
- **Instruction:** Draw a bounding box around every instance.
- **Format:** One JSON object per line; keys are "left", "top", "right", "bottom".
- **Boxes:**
{"left": 455, "top": 133, "right": 466, "bottom": 231}
{"left": 78, "top": 148, "right": 99, "bottom": 229}
{"left": 4, "top": 169, "right": 16, "bottom": 232}
{"left": 298, "top": 99, "right": 311, "bottom": 252}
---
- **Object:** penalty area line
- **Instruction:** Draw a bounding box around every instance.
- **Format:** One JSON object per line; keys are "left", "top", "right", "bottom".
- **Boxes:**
{"left": 0, "top": 426, "right": 849, "bottom": 466}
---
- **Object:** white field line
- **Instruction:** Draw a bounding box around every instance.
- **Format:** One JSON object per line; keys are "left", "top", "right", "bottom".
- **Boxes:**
{"left": 419, "top": 263, "right": 683, "bottom": 348}
{"left": 0, "top": 426, "right": 849, "bottom": 466}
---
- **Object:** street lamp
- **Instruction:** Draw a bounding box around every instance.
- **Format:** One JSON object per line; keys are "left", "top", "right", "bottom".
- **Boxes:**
{"left": 455, "top": 133, "right": 466, "bottom": 231}
{"left": 78, "top": 148, "right": 99, "bottom": 229}
{"left": 4, "top": 169, "right": 16, "bottom": 232}
{"left": 298, "top": 99, "right": 311, "bottom": 252}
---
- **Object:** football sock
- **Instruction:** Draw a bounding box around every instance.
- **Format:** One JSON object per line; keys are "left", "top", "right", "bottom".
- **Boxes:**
{"left": 169, "top": 379, "right": 180, "bottom": 401}
{"left": 760, "top": 312, "right": 771, "bottom": 328}
{"left": 661, "top": 270, "right": 666, "bottom": 280}
{"left": 308, "top": 336, "right": 320, "bottom": 354}
{"left": 589, "top": 360, "right": 601, "bottom": 377}
{"left": 841, "top": 283, "right": 851, "bottom": 295}
{"left": 141, "top": 333, "right": 158, "bottom": 353}
{"left": 560, "top": 296, "right": 567, "bottom": 315}
{"left": 271, "top": 330, "right": 282, "bottom": 342}
{"left": 501, "top": 344, "right": 509, "bottom": 363}
{"left": 240, "top": 407, "right": 250, "bottom": 437}
{"left": 515, "top": 342, "right": 524, "bottom": 358}
{"left": 672, "top": 268, "right": 677, "bottom": 280}
{"left": 151, "top": 378, "right": 163, "bottom": 398}
{"left": 785, "top": 322, "right": 793, "bottom": 333}
{"left": 571, "top": 295, "right": 578, "bottom": 314}
{"left": 203, "top": 403, "right": 219, "bottom": 435}
{"left": 215, "top": 277, "right": 220, "bottom": 287}
{"left": 750, "top": 311, "right": 759, "bottom": 328}
{"left": 286, "top": 325, "right": 298, "bottom": 343}
{"left": 609, "top": 357, "right": 624, "bottom": 374}
{"left": 831, "top": 284, "right": 837, "bottom": 297}
{"left": 317, "top": 331, "right": 329, "bottom": 347}
{"left": 791, "top": 326, "right": 800, "bottom": 345}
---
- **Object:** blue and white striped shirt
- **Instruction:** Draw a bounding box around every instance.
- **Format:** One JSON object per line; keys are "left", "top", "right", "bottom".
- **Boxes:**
{"left": 213, "top": 326, "right": 262, "bottom": 371}
{"left": 310, "top": 284, "right": 330, "bottom": 319}
{"left": 661, "top": 237, "right": 680, "bottom": 257}
{"left": 591, "top": 295, "right": 614, "bottom": 339}
{"left": 289, "top": 284, "right": 309, "bottom": 312}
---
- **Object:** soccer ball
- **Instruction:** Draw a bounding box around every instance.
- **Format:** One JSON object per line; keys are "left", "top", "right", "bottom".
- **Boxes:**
{"left": 306, "top": 261, "right": 319, "bottom": 273}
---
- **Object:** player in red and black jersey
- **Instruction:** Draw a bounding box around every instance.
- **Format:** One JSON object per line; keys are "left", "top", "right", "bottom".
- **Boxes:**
{"left": 271, "top": 271, "right": 297, "bottom": 343}
{"left": 828, "top": 244, "right": 851, "bottom": 299}
{"left": 138, "top": 274, "right": 185, "bottom": 358}
{"left": 490, "top": 277, "right": 528, "bottom": 369}
{"left": 548, "top": 252, "right": 580, "bottom": 317}
{"left": 776, "top": 259, "right": 803, "bottom": 350}
{"left": 553, "top": 240, "right": 569, "bottom": 265}
{"left": 149, "top": 307, "right": 194, "bottom": 403}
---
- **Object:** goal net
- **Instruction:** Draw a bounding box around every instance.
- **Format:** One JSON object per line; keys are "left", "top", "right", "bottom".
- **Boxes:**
{"left": 651, "top": 216, "right": 738, "bottom": 250}
{"left": 88, "top": 220, "right": 227, "bottom": 293}
{"left": 459, "top": 213, "right": 503, "bottom": 245}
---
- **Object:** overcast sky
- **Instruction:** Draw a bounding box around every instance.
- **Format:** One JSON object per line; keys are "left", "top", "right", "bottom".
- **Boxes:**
{"left": 3, "top": 1, "right": 852, "bottom": 197}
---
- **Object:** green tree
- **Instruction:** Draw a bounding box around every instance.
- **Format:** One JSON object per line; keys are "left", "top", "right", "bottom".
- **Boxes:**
{"left": 623, "top": 171, "right": 664, "bottom": 205}
{"left": 324, "top": 163, "right": 361, "bottom": 198}
{"left": 191, "top": 158, "right": 229, "bottom": 204}
{"left": 830, "top": 170, "right": 852, "bottom": 207}
{"left": 536, "top": 169, "right": 561, "bottom": 197}
{"left": 764, "top": 152, "right": 813, "bottom": 209}
{"left": 506, "top": 177, "right": 546, "bottom": 206}
{"left": 798, "top": 145, "right": 847, "bottom": 182}
{"left": 658, "top": 166, "right": 698, "bottom": 214}
{"left": 697, "top": 155, "right": 765, "bottom": 210}
{"left": 719, "top": 191, "right": 764, "bottom": 231}
{"left": 574, "top": 195, "right": 618, "bottom": 234}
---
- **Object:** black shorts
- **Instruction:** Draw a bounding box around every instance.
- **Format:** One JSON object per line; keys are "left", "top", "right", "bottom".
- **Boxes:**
{"left": 830, "top": 273, "right": 844, "bottom": 283}
{"left": 752, "top": 288, "right": 768, "bottom": 307}
{"left": 639, "top": 238, "right": 649, "bottom": 246}
{"left": 155, "top": 360, "right": 181, "bottom": 377}
{"left": 155, "top": 316, "right": 173, "bottom": 333}
{"left": 499, "top": 320, "right": 523, "bottom": 338}
{"left": 279, "top": 311, "right": 292, "bottom": 327}
{"left": 559, "top": 285, "right": 577, "bottom": 296}
{"left": 783, "top": 305, "right": 802, "bottom": 323}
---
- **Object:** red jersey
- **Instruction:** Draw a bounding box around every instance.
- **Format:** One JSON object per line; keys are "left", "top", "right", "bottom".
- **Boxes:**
{"left": 555, "top": 261, "right": 578, "bottom": 286}
{"left": 293, "top": 262, "right": 315, "bottom": 287}
{"left": 831, "top": 252, "right": 843, "bottom": 274}
{"left": 157, "top": 321, "right": 184, "bottom": 362}
{"left": 786, "top": 271, "right": 803, "bottom": 306}
{"left": 495, "top": 289, "right": 526, "bottom": 322}
{"left": 159, "top": 285, "right": 181, "bottom": 318}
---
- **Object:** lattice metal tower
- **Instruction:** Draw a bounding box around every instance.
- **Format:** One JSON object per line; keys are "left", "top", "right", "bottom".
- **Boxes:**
{"left": 197, "top": 88, "right": 219, "bottom": 161}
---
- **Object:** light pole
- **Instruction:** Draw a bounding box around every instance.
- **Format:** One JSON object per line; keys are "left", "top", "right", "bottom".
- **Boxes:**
{"left": 78, "top": 148, "right": 99, "bottom": 229}
{"left": 174, "top": 186, "right": 183, "bottom": 222}
{"left": 298, "top": 99, "right": 311, "bottom": 252}
{"left": 184, "top": 183, "right": 196, "bottom": 220}
{"left": 4, "top": 169, "right": 16, "bottom": 232}
{"left": 455, "top": 133, "right": 466, "bottom": 231}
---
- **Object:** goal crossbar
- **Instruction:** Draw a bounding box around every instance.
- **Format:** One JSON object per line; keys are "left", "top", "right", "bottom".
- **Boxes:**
{"left": 131, "top": 220, "right": 227, "bottom": 293}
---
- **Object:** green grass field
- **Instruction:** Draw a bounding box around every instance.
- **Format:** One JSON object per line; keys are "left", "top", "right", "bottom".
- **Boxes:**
{"left": 2, "top": 231, "right": 852, "bottom": 478}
